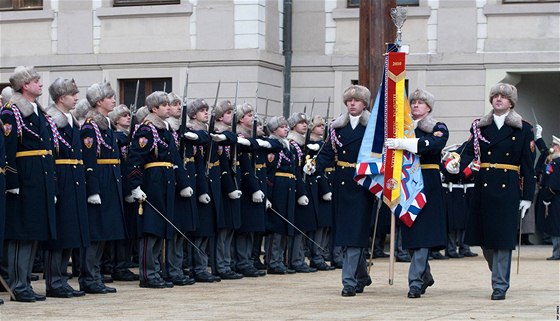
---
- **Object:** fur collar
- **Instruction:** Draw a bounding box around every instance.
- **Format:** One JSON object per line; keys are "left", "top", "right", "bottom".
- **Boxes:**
{"left": 548, "top": 152, "right": 560, "bottom": 162}
{"left": 187, "top": 119, "right": 207, "bottom": 131}
{"left": 9, "top": 92, "right": 46, "bottom": 117}
{"left": 237, "top": 124, "right": 252, "bottom": 138}
{"left": 310, "top": 133, "right": 323, "bottom": 142}
{"left": 85, "top": 109, "right": 110, "bottom": 130}
{"left": 331, "top": 110, "right": 370, "bottom": 129}
{"left": 166, "top": 117, "right": 181, "bottom": 132}
{"left": 214, "top": 121, "right": 231, "bottom": 133}
{"left": 417, "top": 115, "right": 438, "bottom": 133}
{"left": 477, "top": 110, "right": 523, "bottom": 129}
{"left": 269, "top": 134, "right": 290, "bottom": 149}
{"left": 144, "top": 113, "right": 167, "bottom": 130}
{"left": 46, "top": 103, "right": 79, "bottom": 128}
{"left": 114, "top": 125, "right": 129, "bottom": 136}
{"left": 288, "top": 131, "right": 305, "bottom": 146}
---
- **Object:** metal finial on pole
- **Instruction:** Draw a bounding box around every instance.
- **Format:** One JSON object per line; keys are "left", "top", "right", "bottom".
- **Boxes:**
{"left": 390, "top": 6, "right": 408, "bottom": 49}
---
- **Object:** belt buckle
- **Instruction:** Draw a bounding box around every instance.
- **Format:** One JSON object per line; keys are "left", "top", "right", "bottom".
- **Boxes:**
{"left": 489, "top": 163, "right": 496, "bottom": 168}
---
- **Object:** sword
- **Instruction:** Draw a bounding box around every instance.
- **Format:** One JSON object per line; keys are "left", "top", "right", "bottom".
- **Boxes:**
{"left": 368, "top": 199, "right": 382, "bottom": 274}
{"left": 0, "top": 274, "right": 15, "bottom": 301}
{"left": 517, "top": 209, "right": 523, "bottom": 274}
{"left": 531, "top": 107, "right": 539, "bottom": 125}
{"left": 268, "top": 206, "right": 325, "bottom": 252}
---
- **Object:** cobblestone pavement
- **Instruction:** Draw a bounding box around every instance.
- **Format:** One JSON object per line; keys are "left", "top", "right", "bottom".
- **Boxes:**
{"left": 0, "top": 245, "right": 558, "bottom": 321}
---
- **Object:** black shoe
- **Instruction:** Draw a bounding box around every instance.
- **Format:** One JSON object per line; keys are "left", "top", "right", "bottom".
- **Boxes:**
{"left": 219, "top": 271, "right": 243, "bottom": 280}
{"left": 431, "top": 252, "right": 449, "bottom": 260}
{"left": 286, "top": 268, "right": 296, "bottom": 274}
{"left": 103, "top": 285, "right": 117, "bottom": 293}
{"left": 267, "top": 267, "right": 288, "bottom": 275}
{"left": 341, "top": 286, "right": 356, "bottom": 297}
{"left": 102, "top": 275, "right": 114, "bottom": 283}
{"left": 139, "top": 279, "right": 166, "bottom": 288}
{"left": 491, "top": 289, "right": 506, "bottom": 300}
{"left": 396, "top": 256, "right": 411, "bottom": 263}
{"left": 194, "top": 272, "right": 216, "bottom": 283}
{"left": 11, "top": 290, "right": 36, "bottom": 302}
{"left": 461, "top": 251, "right": 479, "bottom": 257}
{"left": 80, "top": 284, "right": 108, "bottom": 294}
{"left": 30, "top": 274, "right": 39, "bottom": 281}
{"left": 112, "top": 269, "right": 139, "bottom": 281}
{"left": 408, "top": 286, "right": 422, "bottom": 298}
{"left": 373, "top": 251, "right": 390, "bottom": 258}
{"left": 30, "top": 290, "right": 46, "bottom": 301}
{"left": 46, "top": 287, "right": 73, "bottom": 298}
{"left": 0, "top": 298, "right": 3, "bottom": 305}
{"left": 332, "top": 262, "right": 343, "bottom": 269}
{"left": 356, "top": 277, "right": 372, "bottom": 294}
{"left": 546, "top": 256, "right": 560, "bottom": 260}
{"left": 292, "top": 265, "right": 317, "bottom": 273}
{"left": 239, "top": 268, "right": 260, "bottom": 277}
{"left": 254, "top": 260, "right": 267, "bottom": 271}
{"left": 168, "top": 276, "right": 195, "bottom": 286}
{"left": 64, "top": 284, "right": 85, "bottom": 297}
{"left": 421, "top": 279, "right": 434, "bottom": 295}
{"left": 311, "top": 262, "right": 335, "bottom": 271}
{"left": 447, "top": 252, "right": 464, "bottom": 259}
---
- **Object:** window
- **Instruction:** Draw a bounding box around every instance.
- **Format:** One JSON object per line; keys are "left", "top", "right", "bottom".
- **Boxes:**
{"left": 0, "top": 0, "right": 42, "bottom": 11}
{"left": 113, "top": 0, "right": 179, "bottom": 7}
{"left": 119, "top": 78, "right": 171, "bottom": 109}
{"left": 503, "top": 0, "right": 559, "bottom": 3}
{"left": 347, "top": 0, "right": 419, "bottom": 8}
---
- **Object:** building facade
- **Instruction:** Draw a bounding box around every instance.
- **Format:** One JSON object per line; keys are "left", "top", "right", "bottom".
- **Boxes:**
{"left": 0, "top": 0, "right": 558, "bottom": 143}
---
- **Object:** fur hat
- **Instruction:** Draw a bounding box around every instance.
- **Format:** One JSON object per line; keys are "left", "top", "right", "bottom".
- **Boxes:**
{"left": 187, "top": 98, "right": 209, "bottom": 119}
{"left": 167, "top": 92, "right": 181, "bottom": 105}
{"left": 145, "top": 91, "right": 169, "bottom": 110}
{"left": 1, "top": 86, "right": 14, "bottom": 106}
{"left": 49, "top": 78, "right": 79, "bottom": 102}
{"left": 215, "top": 100, "right": 234, "bottom": 119}
{"left": 72, "top": 98, "right": 91, "bottom": 122}
{"left": 108, "top": 104, "right": 131, "bottom": 126}
{"left": 236, "top": 103, "right": 253, "bottom": 121}
{"left": 310, "top": 115, "right": 325, "bottom": 129}
{"left": 287, "top": 112, "right": 308, "bottom": 129}
{"left": 135, "top": 106, "right": 150, "bottom": 123}
{"left": 553, "top": 135, "right": 560, "bottom": 146}
{"left": 409, "top": 88, "right": 435, "bottom": 110}
{"left": 9, "top": 66, "right": 40, "bottom": 92}
{"left": 343, "top": 85, "right": 371, "bottom": 108}
{"left": 267, "top": 116, "right": 288, "bottom": 133}
{"left": 86, "top": 82, "right": 115, "bottom": 108}
{"left": 489, "top": 83, "right": 517, "bottom": 108}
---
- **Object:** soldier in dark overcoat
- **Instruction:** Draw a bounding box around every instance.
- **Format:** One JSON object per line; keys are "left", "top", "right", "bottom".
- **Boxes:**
{"left": 0, "top": 120, "right": 5, "bottom": 305}
{"left": 42, "top": 78, "right": 90, "bottom": 298}
{"left": 313, "top": 85, "right": 375, "bottom": 297}
{"left": 79, "top": 82, "right": 126, "bottom": 295}
{"left": 1, "top": 66, "right": 57, "bottom": 302}
{"left": 450, "top": 83, "right": 536, "bottom": 300}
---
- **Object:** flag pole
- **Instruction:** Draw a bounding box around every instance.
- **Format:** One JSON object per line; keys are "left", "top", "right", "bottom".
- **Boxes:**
{"left": 389, "top": 213, "right": 396, "bottom": 285}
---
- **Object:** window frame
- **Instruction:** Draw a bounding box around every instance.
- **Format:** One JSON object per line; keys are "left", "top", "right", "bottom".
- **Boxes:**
{"left": 0, "top": 0, "right": 43, "bottom": 11}
{"left": 118, "top": 78, "right": 172, "bottom": 108}
{"left": 502, "top": 0, "right": 559, "bottom": 3}
{"left": 113, "top": 0, "right": 180, "bottom": 7}
{"left": 347, "top": 0, "right": 420, "bottom": 8}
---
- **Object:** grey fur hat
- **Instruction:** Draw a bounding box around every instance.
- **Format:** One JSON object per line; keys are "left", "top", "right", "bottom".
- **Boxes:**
{"left": 135, "top": 106, "right": 150, "bottom": 123}
{"left": 287, "top": 112, "right": 308, "bottom": 129}
{"left": 489, "top": 82, "right": 517, "bottom": 108}
{"left": 409, "top": 88, "right": 435, "bottom": 111}
{"left": 49, "top": 78, "right": 79, "bottom": 102}
{"left": 9, "top": 66, "right": 40, "bottom": 92}
{"left": 343, "top": 85, "right": 371, "bottom": 108}
{"left": 267, "top": 116, "right": 288, "bottom": 133}
{"left": 215, "top": 100, "right": 234, "bottom": 119}
{"left": 236, "top": 103, "right": 253, "bottom": 121}
{"left": 167, "top": 92, "right": 181, "bottom": 105}
{"left": 86, "top": 82, "right": 115, "bottom": 108}
{"left": 1, "top": 86, "right": 14, "bottom": 106}
{"left": 187, "top": 98, "right": 209, "bottom": 119}
{"left": 310, "top": 114, "right": 325, "bottom": 129}
{"left": 108, "top": 104, "right": 131, "bottom": 125}
{"left": 72, "top": 98, "right": 91, "bottom": 122}
{"left": 145, "top": 91, "right": 169, "bottom": 110}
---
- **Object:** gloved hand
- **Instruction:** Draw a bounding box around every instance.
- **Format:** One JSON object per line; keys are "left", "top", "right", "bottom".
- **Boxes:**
{"left": 6, "top": 188, "right": 19, "bottom": 195}
{"left": 228, "top": 190, "right": 242, "bottom": 199}
{"left": 519, "top": 200, "right": 532, "bottom": 219}
{"left": 180, "top": 187, "right": 194, "bottom": 198}
{"left": 125, "top": 195, "right": 135, "bottom": 203}
{"left": 303, "top": 157, "right": 316, "bottom": 175}
{"left": 198, "top": 193, "right": 211, "bottom": 204}
{"left": 306, "top": 143, "right": 320, "bottom": 151}
{"left": 445, "top": 158, "right": 460, "bottom": 174}
{"left": 210, "top": 133, "right": 227, "bottom": 142}
{"left": 252, "top": 190, "right": 265, "bottom": 203}
{"left": 535, "top": 124, "right": 542, "bottom": 140}
{"left": 256, "top": 139, "right": 272, "bottom": 149}
{"left": 184, "top": 132, "right": 199, "bottom": 140}
{"left": 132, "top": 186, "right": 147, "bottom": 201}
{"left": 543, "top": 201, "right": 551, "bottom": 206}
{"left": 237, "top": 137, "right": 251, "bottom": 146}
{"left": 88, "top": 194, "right": 102, "bottom": 204}
{"left": 54, "top": 196, "right": 57, "bottom": 204}
{"left": 468, "top": 159, "right": 481, "bottom": 172}
{"left": 297, "top": 195, "right": 309, "bottom": 206}
{"left": 266, "top": 198, "right": 272, "bottom": 209}
{"left": 322, "top": 192, "right": 332, "bottom": 201}
{"left": 385, "top": 138, "right": 419, "bottom": 153}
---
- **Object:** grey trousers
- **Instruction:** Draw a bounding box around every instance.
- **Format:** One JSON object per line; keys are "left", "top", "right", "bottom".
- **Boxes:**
{"left": 341, "top": 247, "right": 369, "bottom": 288}
{"left": 139, "top": 236, "right": 163, "bottom": 282}
{"left": 408, "top": 248, "right": 433, "bottom": 289}
{"left": 214, "top": 228, "right": 235, "bottom": 274}
{"left": 79, "top": 241, "right": 105, "bottom": 288}
{"left": 310, "top": 227, "right": 328, "bottom": 265}
{"left": 192, "top": 237, "right": 210, "bottom": 276}
{"left": 165, "top": 233, "right": 184, "bottom": 279}
{"left": 45, "top": 248, "right": 72, "bottom": 290}
{"left": 235, "top": 232, "right": 253, "bottom": 271}
{"left": 551, "top": 236, "right": 560, "bottom": 258}
{"left": 266, "top": 233, "right": 287, "bottom": 269}
{"left": 288, "top": 234, "right": 304, "bottom": 268}
{"left": 7, "top": 240, "right": 37, "bottom": 294}
{"left": 482, "top": 247, "right": 512, "bottom": 292}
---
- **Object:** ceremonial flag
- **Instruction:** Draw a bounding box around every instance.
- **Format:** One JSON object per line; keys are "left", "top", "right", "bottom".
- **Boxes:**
{"left": 353, "top": 47, "right": 426, "bottom": 227}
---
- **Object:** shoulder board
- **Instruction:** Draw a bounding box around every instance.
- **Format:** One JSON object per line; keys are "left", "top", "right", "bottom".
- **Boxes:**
{"left": 3, "top": 102, "right": 12, "bottom": 109}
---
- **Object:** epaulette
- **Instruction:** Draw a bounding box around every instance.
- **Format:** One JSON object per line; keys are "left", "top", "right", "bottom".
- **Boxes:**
{"left": 85, "top": 118, "right": 93, "bottom": 124}
{"left": 3, "top": 102, "right": 12, "bottom": 109}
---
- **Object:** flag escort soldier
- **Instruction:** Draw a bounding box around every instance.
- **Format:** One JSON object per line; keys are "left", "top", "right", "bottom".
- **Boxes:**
{"left": 43, "top": 78, "right": 90, "bottom": 298}
{"left": 1, "top": 66, "right": 57, "bottom": 302}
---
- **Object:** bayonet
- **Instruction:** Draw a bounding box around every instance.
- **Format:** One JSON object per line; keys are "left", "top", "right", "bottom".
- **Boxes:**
{"left": 205, "top": 81, "right": 221, "bottom": 177}
{"left": 179, "top": 72, "right": 189, "bottom": 157}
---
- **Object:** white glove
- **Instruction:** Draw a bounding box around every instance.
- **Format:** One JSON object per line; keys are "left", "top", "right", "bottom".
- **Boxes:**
{"left": 88, "top": 194, "right": 102, "bottom": 204}
{"left": 237, "top": 137, "right": 251, "bottom": 146}
{"left": 303, "top": 157, "right": 316, "bottom": 175}
{"left": 297, "top": 195, "right": 309, "bottom": 206}
{"left": 6, "top": 188, "right": 19, "bottom": 195}
{"left": 535, "top": 124, "right": 542, "bottom": 140}
{"left": 252, "top": 190, "right": 265, "bottom": 203}
{"left": 54, "top": 196, "right": 57, "bottom": 204}
{"left": 132, "top": 186, "right": 147, "bottom": 201}
{"left": 385, "top": 138, "right": 419, "bottom": 153}
{"left": 256, "top": 139, "right": 272, "bottom": 149}
{"left": 180, "top": 187, "right": 194, "bottom": 198}
{"left": 445, "top": 159, "right": 460, "bottom": 174}
{"left": 210, "top": 133, "right": 227, "bottom": 142}
{"left": 198, "top": 193, "right": 211, "bottom": 204}
{"left": 543, "top": 201, "right": 551, "bottom": 206}
{"left": 228, "top": 190, "right": 242, "bottom": 199}
{"left": 184, "top": 132, "right": 199, "bottom": 140}
{"left": 468, "top": 160, "right": 481, "bottom": 172}
{"left": 266, "top": 198, "right": 272, "bottom": 209}
{"left": 306, "top": 143, "right": 320, "bottom": 151}
{"left": 125, "top": 195, "right": 135, "bottom": 203}
{"left": 322, "top": 192, "right": 332, "bottom": 201}
{"left": 519, "top": 200, "right": 532, "bottom": 219}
